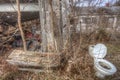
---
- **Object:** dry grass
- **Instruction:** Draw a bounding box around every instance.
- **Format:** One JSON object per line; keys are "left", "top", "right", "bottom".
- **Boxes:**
{"left": 0, "top": 57, "right": 18, "bottom": 80}
{"left": 1, "top": 45, "right": 119, "bottom": 80}
{"left": 0, "top": 31, "right": 119, "bottom": 80}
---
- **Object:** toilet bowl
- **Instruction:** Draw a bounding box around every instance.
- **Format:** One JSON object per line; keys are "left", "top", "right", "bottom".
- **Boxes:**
{"left": 94, "top": 59, "right": 117, "bottom": 78}
{"left": 89, "top": 44, "right": 117, "bottom": 78}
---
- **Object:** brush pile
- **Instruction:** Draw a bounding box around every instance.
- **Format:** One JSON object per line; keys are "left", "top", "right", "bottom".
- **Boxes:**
{"left": 0, "top": 20, "right": 41, "bottom": 54}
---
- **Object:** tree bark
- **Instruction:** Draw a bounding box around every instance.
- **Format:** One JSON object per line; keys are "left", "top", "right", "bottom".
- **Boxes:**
{"left": 51, "top": 0, "right": 63, "bottom": 52}
{"left": 38, "top": 0, "right": 47, "bottom": 52}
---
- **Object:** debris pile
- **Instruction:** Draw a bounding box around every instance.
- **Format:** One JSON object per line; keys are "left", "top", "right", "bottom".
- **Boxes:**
{"left": 0, "top": 22, "right": 41, "bottom": 54}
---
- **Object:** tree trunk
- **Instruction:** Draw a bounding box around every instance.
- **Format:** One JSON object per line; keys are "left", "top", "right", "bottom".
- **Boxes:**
{"left": 49, "top": 0, "right": 63, "bottom": 52}
{"left": 38, "top": 0, "right": 47, "bottom": 52}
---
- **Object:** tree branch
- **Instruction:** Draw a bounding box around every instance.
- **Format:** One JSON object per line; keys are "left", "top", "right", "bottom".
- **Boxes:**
{"left": 16, "top": 0, "right": 27, "bottom": 51}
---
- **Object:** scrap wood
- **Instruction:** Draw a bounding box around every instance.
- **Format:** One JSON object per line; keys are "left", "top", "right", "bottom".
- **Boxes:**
{"left": 6, "top": 60, "right": 42, "bottom": 67}
{"left": 18, "top": 68, "right": 53, "bottom": 73}
{"left": 7, "top": 49, "right": 61, "bottom": 68}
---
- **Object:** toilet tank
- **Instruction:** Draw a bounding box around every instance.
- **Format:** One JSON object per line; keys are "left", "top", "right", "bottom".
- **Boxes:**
{"left": 89, "top": 44, "right": 107, "bottom": 59}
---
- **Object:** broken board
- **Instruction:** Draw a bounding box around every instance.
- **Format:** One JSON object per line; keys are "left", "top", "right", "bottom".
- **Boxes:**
{"left": 6, "top": 49, "right": 61, "bottom": 72}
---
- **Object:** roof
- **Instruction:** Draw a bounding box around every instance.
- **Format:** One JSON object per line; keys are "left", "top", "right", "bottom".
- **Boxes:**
{"left": 0, "top": 0, "right": 38, "bottom": 3}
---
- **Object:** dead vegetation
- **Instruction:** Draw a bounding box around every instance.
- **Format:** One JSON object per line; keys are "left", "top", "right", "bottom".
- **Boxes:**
{"left": 0, "top": 0, "right": 120, "bottom": 80}
{"left": 0, "top": 13, "right": 120, "bottom": 80}
{"left": 0, "top": 28, "right": 120, "bottom": 80}
{"left": 0, "top": 19, "right": 120, "bottom": 80}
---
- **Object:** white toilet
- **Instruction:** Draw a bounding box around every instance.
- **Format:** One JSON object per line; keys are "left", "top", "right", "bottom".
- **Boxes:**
{"left": 89, "top": 44, "right": 117, "bottom": 78}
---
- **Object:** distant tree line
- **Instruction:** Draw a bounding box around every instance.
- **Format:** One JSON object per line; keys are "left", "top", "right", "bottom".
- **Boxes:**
{"left": 114, "top": 0, "right": 120, "bottom": 6}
